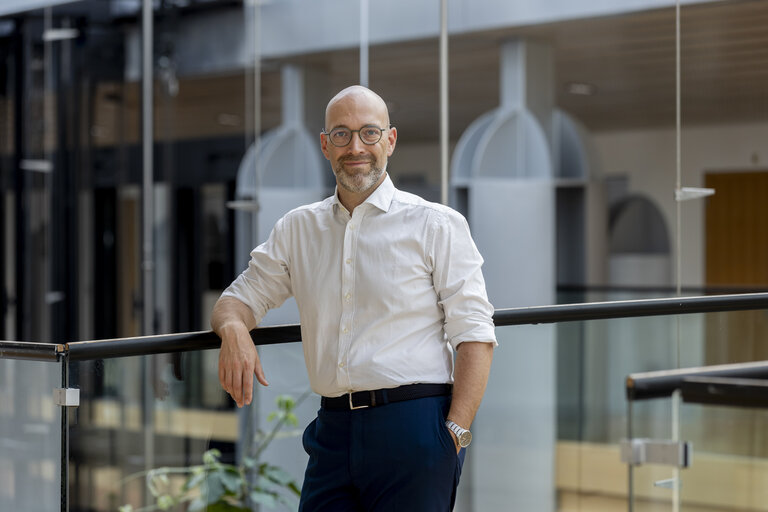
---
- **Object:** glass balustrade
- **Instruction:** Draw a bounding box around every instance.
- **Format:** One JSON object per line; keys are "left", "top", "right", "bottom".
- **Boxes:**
{"left": 2, "top": 300, "right": 768, "bottom": 511}
{"left": 0, "top": 356, "right": 62, "bottom": 512}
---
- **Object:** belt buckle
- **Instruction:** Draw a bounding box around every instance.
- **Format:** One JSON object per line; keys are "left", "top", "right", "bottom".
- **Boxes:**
{"left": 348, "top": 391, "right": 371, "bottom": 410}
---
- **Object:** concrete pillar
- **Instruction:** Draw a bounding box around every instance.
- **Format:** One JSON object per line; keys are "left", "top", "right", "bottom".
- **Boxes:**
{"left": 453, "top": 39, "right": 556, "bottom": 512}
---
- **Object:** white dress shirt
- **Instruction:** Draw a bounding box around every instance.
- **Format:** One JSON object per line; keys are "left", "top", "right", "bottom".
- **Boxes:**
{"left": 222, "top": 174, "right": 497, "bottom": 397}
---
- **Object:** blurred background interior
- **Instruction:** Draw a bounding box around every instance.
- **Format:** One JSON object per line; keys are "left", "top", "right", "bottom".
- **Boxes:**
{"left": 3, "top": 0, "right": 768, "bottom": 510}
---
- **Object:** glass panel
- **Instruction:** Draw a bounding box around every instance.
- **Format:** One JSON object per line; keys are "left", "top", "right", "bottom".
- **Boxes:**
{"left": 556, "top": 310, "right": 683, "bottom": 512}
{"left": 679, "top": 401, "right": 768, "bottom": 511}
{"left": 68, "top": 349, "right": 317, "bottom": 511}
{"left": 48, "top": 304, "right": 768, "bottom": 511}
{"left": 554, "top": 306, "right": 768, "bottom": 511}
{"left": 0, "top": 358, "right": 62, "bottom": 512}
{"left": 623, "top": 308, "right": 768, "bottom": 512}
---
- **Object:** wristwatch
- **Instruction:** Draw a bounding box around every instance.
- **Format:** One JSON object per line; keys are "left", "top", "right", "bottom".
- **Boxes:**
{"left": 445, "top": 420, "right": 472, "bottom": 448}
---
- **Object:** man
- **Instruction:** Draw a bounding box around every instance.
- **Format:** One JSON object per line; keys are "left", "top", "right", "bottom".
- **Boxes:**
{"left": 212, "top": 85, "right": 496, "bottom": 511}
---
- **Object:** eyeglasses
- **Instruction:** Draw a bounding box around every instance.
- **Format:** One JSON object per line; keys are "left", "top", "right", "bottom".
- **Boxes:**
{"left": 322, "top": 125, "right": 390, "bottom": 147}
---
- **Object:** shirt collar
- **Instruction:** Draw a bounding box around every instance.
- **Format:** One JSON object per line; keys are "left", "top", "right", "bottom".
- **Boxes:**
{"left": 365, "top": 173, "right": 395, "bottom": 212}
{"left": 333, "top": 173, "right": 395, "bottom": 214}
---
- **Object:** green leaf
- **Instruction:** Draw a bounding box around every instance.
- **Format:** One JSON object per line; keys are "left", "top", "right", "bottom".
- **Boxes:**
{"left": 243, "top": 456, "right": 257, "bottom": 469}
{"left": 204, "top": 473, "right": 226, "bottom": 504}
{"left": 220, "top": 468, "right": 243, "bottom": 493}
{"left": 188, "top": 497, "right": 206, "bottom": 511}
{"left": 276, "top": 395, "right": 295, "bottom": 411}
{"left": 157, "top": 494, "right": 174, "bottom": 510}
{"left": 184, "top": 468, "right": 206, "bottom": 492}
{"left": 205, "top": 502, "right": 250, "bottom": 512}
{"left": 284, "top": 412, "right": 298, "bottom": 427}
{"left": 266, "top": 411, "right": 278, "bottom": 423}
{"left": 203, "top": 449, "right": 222, "bottom": 465}
{"left": 250, "top": 490, "right": 278, "bottom": 508}
{"left": 287, "top": 481, "right": 302, "bottom": 496}
{"left": 263, "top": 466, "right": 294, "bottom": 486}
{"left": 277, "top": 493, "right": 300, "bottom": 507}
{"left": 118, "top": 506, "right": 133, "bottom": 512}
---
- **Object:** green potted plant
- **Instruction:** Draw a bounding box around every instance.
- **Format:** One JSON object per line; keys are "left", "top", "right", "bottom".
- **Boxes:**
{"left": 119, "top": 393, "right": 307, "bottom": 511}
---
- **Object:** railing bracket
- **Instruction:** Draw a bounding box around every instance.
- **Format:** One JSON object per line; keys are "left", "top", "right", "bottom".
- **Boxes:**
{"left": 53, "top": 388, "right": 80, "bottom": 407}
{"left": 653, "top": 478, "right": 680, "bottom": 489}
{"left": 620, "top": 438, "right": 691, "bottom": 468}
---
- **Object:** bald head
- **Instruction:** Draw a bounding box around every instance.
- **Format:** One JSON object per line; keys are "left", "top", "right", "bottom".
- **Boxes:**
{"left": 324, "top": 85, "right": 390, "bottom": 130}
{"left": 320, "top": 85, "right": 398, "bottom": 210}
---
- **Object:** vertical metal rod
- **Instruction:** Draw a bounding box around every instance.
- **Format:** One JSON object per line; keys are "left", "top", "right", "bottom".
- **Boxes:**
{"left": 44, "top": 7, "right": 53, "bottom": 341}
{"left": 142, "top": 0, "right": 155, "bottom": 337}
{"left": 674, "top": 0, "right": 682, "bottom": 301}
{"left": 0, "top": 128, "right": 5, "bottom": 339}
{"left": 60, "top": 355, "right": 69, "bottom": 512}
{"left": 252, "top": 1, "right": 261, "bottom": 248}
{"left": 241, "top": 3, "right": 261, "bottom": 500}
{"left": 141, "top": 0, "right": 156, "bottom": 497}
{"left": 244, "top": 0, "right": 260, "bottom": 151}
{"left": 13, "top": 19, "right": 27, "bottom": 341}
{"left": 674, "top": 0, "right": 682, "bottom": 372}
{"left": 360, "top": 0, "right": 369, "bottom": 87}
{"left": 672, "top": 390, "right": 681, "bottom": 512}
{"left": 439, "top": 0, "right": 449, "bottom": 206}
{"left": 627, "top": 400, "right": 634, "bottom": 512}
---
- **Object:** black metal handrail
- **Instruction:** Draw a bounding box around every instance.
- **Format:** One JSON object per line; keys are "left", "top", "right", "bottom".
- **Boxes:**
{"left": 493, "top": 292, "right": 768, "bottom": 325}
{"left": 0, "top": 341, "right": 61, "bottom": 361}
{"left": 626, "top": 360, "right": 768, "bottom": 401}
{"left": 65, "top": 324, "right": 302, "bottom": 361}
{"left": 3, "top": 292, "right": 768, "bottom": 362}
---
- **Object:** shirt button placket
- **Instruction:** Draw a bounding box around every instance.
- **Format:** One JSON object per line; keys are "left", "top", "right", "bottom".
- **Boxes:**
{"left": 338, "top": 213, "right": 360, "bottom": 388}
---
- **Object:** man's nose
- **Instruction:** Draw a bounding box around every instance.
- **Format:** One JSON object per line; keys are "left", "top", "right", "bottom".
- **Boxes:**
{"left": 347, "top": 134, "right": 367, "bottom": 153}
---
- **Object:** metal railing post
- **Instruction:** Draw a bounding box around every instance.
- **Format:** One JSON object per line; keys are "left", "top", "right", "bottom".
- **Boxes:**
{"left": 59, "top": 354, "right": 69, "bottom": 512}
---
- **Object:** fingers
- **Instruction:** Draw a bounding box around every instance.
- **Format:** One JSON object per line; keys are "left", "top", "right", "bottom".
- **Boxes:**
{"left": 242, "top": 360, "right": 254, "bottom": 406}
{"left": 253, "top": 350, "right": 270, "bottom": 387}
{"left": 448, "top": 429, "right": 461, "bottom": 453}
{"left": 218, "top": 337, "right": 268, "bottom": 408}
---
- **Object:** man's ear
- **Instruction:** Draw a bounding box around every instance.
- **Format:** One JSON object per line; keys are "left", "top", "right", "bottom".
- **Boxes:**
{"left": 387, "top": 126, "right": 397, "bottom": 156}
{"left": 320, "top": 132, "right": 331, "bottom": 160}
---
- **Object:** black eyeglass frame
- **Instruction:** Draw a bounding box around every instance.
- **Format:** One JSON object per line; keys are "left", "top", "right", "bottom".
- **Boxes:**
{"left": 321, "top": 124, "right": 392, "bottom": 147}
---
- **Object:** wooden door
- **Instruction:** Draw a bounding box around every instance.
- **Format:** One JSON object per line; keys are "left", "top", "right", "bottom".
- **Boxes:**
{"left": 705, "top": 170, "right": 768, "bottom": 364}
{"left": 704, "top": 170, "right": 768, "bottom": 365}
{"left": 704, "top": 171, "right": 768, "bottom": 458}
{"left": 705, "top": 171, "right": 768, "bottom": 287}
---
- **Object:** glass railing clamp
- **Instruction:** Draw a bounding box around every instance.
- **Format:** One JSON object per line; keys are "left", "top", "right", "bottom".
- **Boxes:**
{"left": 620, "top": 438, "right": 692, "bottom": 468}
{"left": 53, "top": 388, "right": 80, "bottom": 407}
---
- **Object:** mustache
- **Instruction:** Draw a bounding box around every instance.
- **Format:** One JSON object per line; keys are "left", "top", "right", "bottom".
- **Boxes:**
{"left": 339, "top": 155, "right": 374, "bottom": 163}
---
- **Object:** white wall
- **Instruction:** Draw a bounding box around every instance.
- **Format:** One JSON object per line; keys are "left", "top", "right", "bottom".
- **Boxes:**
{"left": 395, "top": 120, "right": 768, "bottom": 289}
{"left": 593, "top": 121, "right": 768, "bottom": 287}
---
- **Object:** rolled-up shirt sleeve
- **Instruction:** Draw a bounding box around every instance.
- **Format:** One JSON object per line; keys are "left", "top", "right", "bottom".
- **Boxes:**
{"left": 221, "top": 216, "right": 293, "bottom": 325}
{"left": 429, "top": 210, "right": 498, "bottom": 350}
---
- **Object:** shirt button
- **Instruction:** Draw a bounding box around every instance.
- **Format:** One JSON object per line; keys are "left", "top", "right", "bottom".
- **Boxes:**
{"left": 344, "top": 293, "right": 351, "bottom": 301}
{"left": 348, "top": 224, "right": 355, "bottom": 230}
{"left": 343, "top": 327, "right": 349, "bottom": 334}
{"left": 346, "top": 258, "right": 352, "bottom": 264}
{"left": 338, "top": 362, "right": 345, "bottom": 368}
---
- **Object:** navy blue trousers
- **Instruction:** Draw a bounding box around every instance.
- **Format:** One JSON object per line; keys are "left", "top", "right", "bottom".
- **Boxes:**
{"left": 299, "top": 395, "right": 465, "bottom": 511}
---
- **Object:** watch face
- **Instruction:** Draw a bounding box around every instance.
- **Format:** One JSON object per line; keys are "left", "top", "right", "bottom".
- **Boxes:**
{"left": 458, "top": 431, "right": 472, "bottom": 447}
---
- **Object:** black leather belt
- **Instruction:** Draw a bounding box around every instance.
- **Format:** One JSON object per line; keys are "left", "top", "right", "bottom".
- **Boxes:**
{"left": 321, "top": 383, "right": 452, "bottom": 411}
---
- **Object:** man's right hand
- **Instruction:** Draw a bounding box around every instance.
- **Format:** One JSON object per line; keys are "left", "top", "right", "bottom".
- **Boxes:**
{"left": 212, "top": 297, "right": 268, "bottom": 407}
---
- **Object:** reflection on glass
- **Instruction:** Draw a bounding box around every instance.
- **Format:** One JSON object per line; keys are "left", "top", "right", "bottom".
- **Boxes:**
{"left": 0, "top": 359, "right": 61, "bottom": 512}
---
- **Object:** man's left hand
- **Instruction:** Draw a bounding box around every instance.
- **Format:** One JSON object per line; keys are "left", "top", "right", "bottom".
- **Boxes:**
{"left": 448, "top": 430, "right": 461, "bottom": 454}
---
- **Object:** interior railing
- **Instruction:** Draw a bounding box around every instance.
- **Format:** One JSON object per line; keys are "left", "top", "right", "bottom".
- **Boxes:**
{"left": 624, "top": 356, "right": 768, "bottom": 511}
{"left": 4, "top": 291, "right": 768, "bottom": 512}
{"left": 47, "top": 291, "right": 768, "bottom": 360}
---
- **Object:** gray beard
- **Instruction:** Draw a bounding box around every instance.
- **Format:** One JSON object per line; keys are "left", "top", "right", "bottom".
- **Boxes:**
{"left": 334, "top": 161, "right": 386, "bottom": 194}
